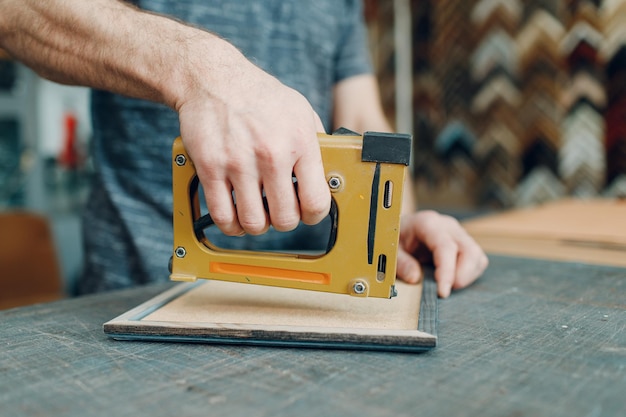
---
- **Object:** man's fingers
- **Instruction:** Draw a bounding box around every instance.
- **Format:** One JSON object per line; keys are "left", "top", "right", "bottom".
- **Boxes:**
{"left": 203, "top": 179, "right": 244, "bottom": 236}
{"left": 293, "top": 145, "right": 331, "bottom": 226}
{"left": 263, "top": 174, "right": 300, "bottom": 232}
{"left": 295, "top": 117, "right": 330, "bottom": 226}
{"left": 454, "top": 235, "right": 489, "bottom": 290}
{"left": 431, "top": 238, "right": 459, "bottom": 298}
{"left": 231, "top": 179, "right": 269, "bottom": 235}
{"left": 395, "top": 247, "right": 423, "bottom": 284}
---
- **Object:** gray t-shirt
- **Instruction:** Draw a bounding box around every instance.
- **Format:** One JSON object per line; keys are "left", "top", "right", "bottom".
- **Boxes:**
{"left": 78, "top": 0, "right": 372, "bottom": 294}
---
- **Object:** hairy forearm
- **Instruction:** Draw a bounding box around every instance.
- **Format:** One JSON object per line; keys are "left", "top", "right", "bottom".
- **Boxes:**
{"left": 0, "top": 0, "right": 245, "bottom": 110}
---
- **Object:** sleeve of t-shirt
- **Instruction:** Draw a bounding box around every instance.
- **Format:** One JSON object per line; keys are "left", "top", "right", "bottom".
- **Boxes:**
{"left": 333, "top": 0, "right": 374, "bottom": 84}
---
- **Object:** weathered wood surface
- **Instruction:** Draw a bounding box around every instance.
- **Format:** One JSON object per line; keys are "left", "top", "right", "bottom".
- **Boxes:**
{"left": 1, "top": 255, "right": 624, "bottom": 417}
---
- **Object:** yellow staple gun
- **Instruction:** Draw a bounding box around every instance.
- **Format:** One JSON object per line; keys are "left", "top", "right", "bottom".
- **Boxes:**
{"left": 169, "top": 129, "right": 412, "bottom": 298}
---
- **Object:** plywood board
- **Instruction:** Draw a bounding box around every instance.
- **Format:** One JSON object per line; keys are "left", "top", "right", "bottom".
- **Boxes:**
{"left": 104, "top": 278, "right": 437, "bottom": 352}
{"left": 463, "top": 198, "right": 626, "bottom": 267}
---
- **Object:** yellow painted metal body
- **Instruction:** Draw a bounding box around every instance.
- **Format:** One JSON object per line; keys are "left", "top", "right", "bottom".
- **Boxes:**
{"left": 170, "top": 131, "right": 410, "bottom": 298}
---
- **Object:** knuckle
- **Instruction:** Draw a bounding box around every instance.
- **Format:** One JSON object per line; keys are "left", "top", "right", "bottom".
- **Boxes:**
{"left": 254, "top": 141, "right": 278, "bottom": 163}
{"left": 419, "top": 209, "right": 440, "bottom": 220}
{"left": 254, "top": 144, "right": 288, "bottom": 174}
{"left": 208, "top": 209, "right": 233, "bottom": 227}
{"left": 416, "top": 210, "right": 442, "bottom": 231}
{"left": 441, "top": 214, "right": 460, "bottom": 227}
{"left": 209, "top": 213, "right": 241, "bottom": 236}
{"left": 301, "top": 199, "right": 330, "bottom": 224}
{"left": 271, "top": 213, "right": 300, "bottom": 232}
{"left": 433, "top": 233, "right": 456, "bottom": 249}
{"left": 224, "top": 156, "right": 248, "bottom": 177}
{"left": 238, "top": 216, "right": 268, "bottom": 235}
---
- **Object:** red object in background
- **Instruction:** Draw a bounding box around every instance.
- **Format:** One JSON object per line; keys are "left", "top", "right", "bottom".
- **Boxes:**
{"left": 58, "top": 112, "right": 79, "bottom": 169}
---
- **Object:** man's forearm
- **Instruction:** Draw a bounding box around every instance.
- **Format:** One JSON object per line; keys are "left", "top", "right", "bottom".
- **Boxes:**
{"left": 1, "top": 0, "right": 333, "bottom": 236}
{"left": 333, "top": 74, "right": 417, "bottom": 213}
{"left": 0, "top": 0, "right": 244, "bottom": 110}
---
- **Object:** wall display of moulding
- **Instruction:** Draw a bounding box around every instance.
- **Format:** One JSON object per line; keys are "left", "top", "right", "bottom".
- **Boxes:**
{"left": 365, "top": 0, "right": 626, "bottom": 210}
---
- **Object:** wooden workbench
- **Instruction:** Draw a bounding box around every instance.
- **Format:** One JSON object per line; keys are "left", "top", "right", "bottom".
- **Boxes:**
{"left": 1, "top": 255, "right": 624, "bottom": 417}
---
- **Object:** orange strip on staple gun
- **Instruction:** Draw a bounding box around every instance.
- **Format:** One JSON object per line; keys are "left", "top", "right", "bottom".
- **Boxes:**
{"left": 209, "top": 263, "right": 331, "bottom": 285}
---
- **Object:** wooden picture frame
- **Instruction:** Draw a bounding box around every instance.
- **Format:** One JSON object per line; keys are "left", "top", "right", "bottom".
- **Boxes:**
{"left": 104, "top": 276, "right": 437, "bottom": 352}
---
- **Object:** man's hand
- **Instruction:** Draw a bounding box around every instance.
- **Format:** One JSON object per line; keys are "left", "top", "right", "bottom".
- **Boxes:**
{"left": 177, "top": 57, "right": 330, "bottom": 236}
{"left": 395, "top": 210, "right": 489, "bottom": 298}
{"left": 0, "top": 0, "right": 332, "bottom": 237}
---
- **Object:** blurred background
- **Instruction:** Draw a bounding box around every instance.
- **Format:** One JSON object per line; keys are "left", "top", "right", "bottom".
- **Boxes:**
{"left": 365, "top": 0, "right": 626, "bottom": 210}
{"left": 1, "top": 0, "right": 625, "bottom": 306}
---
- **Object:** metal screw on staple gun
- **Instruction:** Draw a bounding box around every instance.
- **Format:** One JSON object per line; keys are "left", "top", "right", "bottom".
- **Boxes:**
{"left": 175, "top": 154, "right": 187, "bottom": 166}
{"left": 175, "top": 246, "right": 187, "bottom": 258}
{"left": 328, "top": 176, "right": 341, "bottom": 189}
{"left": 353, "top": 281, "right": 366, "bottom": 294}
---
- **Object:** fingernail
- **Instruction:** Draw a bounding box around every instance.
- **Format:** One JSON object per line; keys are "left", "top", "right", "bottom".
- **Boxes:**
{"left": 440, "top": 282, "right": 452, "bottom": 298}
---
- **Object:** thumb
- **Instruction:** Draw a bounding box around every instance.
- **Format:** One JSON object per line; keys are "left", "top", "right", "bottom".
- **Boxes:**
{"left": 395, "top": 247, "right": 423, "bottom": 284}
